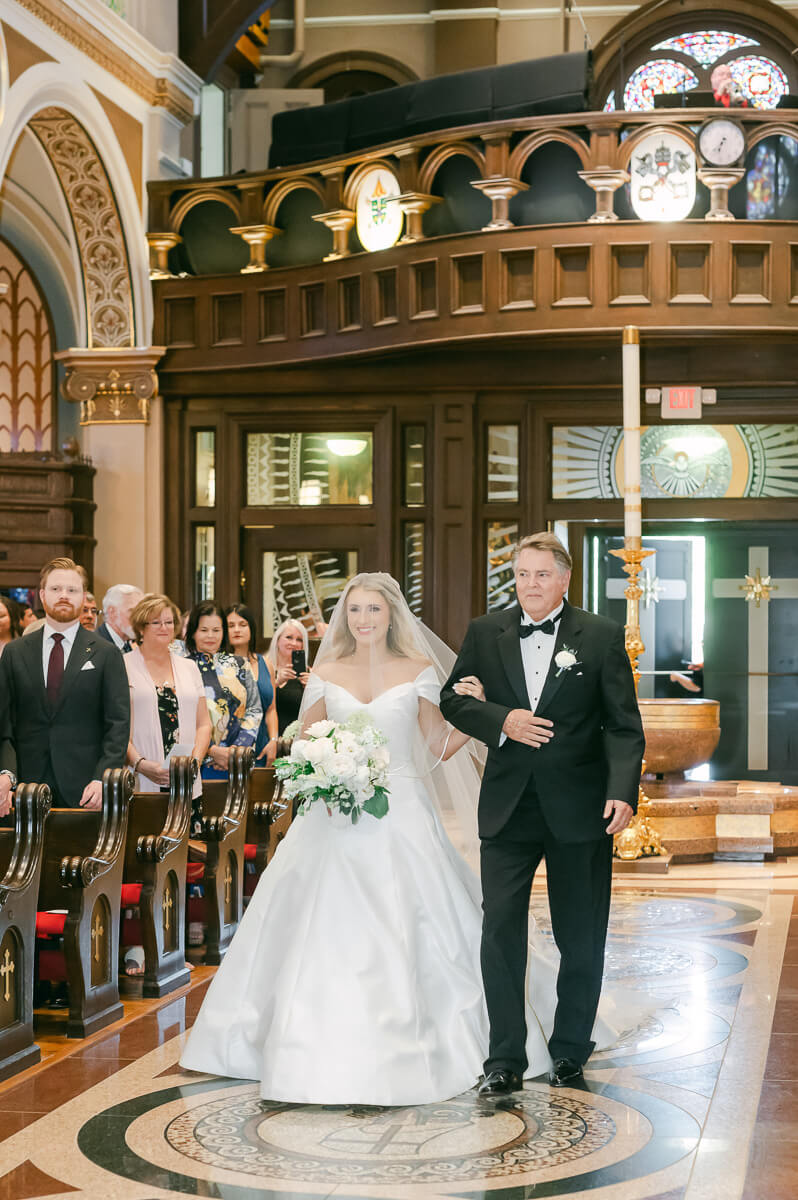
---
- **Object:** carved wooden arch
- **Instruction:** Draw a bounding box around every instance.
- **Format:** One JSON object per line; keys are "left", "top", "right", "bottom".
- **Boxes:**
{"left": 263, "top": 176, "right": 326, "bottom": 225}
{"left": 508, "top": 129, "right": 591, "bottom": 178}
{"left": 618, "top": 123, "right": 696, "bottom": 170}
{"left": 27, "top": 107, "right": 134, "bottom": 349}
{"left": 169, "top": 188, "right": 242, "bottom": 234}
{"left": 746, "top": 122, "right": 798, "bottom": 151}
{"left": 342, "top": 159, "right": 398, "bottom": 210}
{"left": 418, "top": 142, "right": 486, "bottom": 193}
{"left": 593, "top": 0, "right": 798, "bottom": 109}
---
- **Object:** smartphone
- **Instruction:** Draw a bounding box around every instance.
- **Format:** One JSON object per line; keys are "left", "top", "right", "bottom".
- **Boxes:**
{"left": 291, "top": 649, "right": 306, "bottom": 676}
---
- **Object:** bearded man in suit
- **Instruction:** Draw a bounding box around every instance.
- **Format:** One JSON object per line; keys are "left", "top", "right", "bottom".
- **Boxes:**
{"left": 440, "top": 531, "right": 644, "bottom": 1094}
{"left": 0, "top": 557, "right": 130, "bottom": 817}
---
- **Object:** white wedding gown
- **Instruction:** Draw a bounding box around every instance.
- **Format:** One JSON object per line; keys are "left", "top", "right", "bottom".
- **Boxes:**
{"left": 180, "top": 668, "right": 640, "bottom": 1106}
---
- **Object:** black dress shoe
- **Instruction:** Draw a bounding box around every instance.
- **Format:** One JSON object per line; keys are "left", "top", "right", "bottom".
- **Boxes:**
{"left": 548, "top": 1057, "right": 583, "bottom": 1087}
{"left": 478, "top": 1068, "right": 523, "bottom": 1097}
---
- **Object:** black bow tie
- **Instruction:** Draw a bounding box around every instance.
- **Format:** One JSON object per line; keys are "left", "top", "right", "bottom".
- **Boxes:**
{"left": 520, "top": 612, "right": 563, "bottom": 638}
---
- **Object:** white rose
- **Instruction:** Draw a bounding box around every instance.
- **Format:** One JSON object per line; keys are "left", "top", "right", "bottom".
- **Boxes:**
{"left": 372, "top": 746, "right": 390, "bottom": 770}
{"left": 290, "top": 739, "right": 309, "bottom": 763}
{"left": 555, "top": 649, "right": 577, "bottom": 670}
{"left": 304, "top": 740, "right": 333, "bottom": 767}
{"left": 329, "top": 753, "right": 355, "bottom": 779}
{"left": 307, "top": 719, "right": 335, "bottom": 739}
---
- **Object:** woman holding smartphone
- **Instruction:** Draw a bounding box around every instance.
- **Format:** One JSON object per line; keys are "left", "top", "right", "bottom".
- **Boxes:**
{"left": 265, "top": 618, "right": 311, "bottom": 735}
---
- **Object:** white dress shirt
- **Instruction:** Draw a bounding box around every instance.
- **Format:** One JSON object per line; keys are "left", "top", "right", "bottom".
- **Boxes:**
{"left": 519, "top": 603, "right": 564, "bottom": 711}
{"left": 42, "top": 619, "right": 81, "bottom": 683}
{"left": 104, "top": 623, "right": 127, "bottom": 651}
{"left": 498, "top": 603, "right": 564, "bottom": 746}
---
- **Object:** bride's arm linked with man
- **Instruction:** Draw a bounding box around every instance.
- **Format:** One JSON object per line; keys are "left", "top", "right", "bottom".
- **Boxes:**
{"left": 441, "top": 530, "right": 645, "bottom": 1094}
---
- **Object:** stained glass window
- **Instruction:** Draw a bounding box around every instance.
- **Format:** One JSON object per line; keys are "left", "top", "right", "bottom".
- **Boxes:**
{"left": 746, "top": 138, "right": 796, "bottom": 219}
{"left": 603, "top": 90, "right": 616, "bottom": 113}
{"left": 652, "top": 31, "right": 758, "bottom": 69}
{"left": 729, "top": 56, "right": 789, "bottom": 109}
{"left": 623, "top": 60, "right": 699, "bottom": 112}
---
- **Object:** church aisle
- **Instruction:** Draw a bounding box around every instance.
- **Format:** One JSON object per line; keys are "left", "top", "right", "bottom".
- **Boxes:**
{"left": 0, "top": 870, "right": 794, "bottom": 1200}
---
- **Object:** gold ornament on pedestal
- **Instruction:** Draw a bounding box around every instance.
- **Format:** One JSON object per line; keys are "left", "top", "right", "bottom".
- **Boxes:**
{"left": 610, "top": 539, "right": 665, "bottom": 860}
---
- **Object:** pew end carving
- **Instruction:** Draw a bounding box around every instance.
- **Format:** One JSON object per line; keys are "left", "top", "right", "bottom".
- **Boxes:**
{"left": 0, "top": 783, "right": 51, "bottom": 1081}
{"left": 121, "top": 756, "right": 195, "bottom": 998}
{"left": 37, "top": 768, "right": 133, "bottom": 1037}
{"left": 194, "top": 747, "right": 254, "bottom": 965}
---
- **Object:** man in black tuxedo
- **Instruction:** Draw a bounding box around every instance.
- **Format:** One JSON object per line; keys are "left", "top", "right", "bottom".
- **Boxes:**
{"left": 0, "top": 558, "right": 130, "bottom": 817}
{"left": 440, "top": 532, "right": 644, "bottom": 1093}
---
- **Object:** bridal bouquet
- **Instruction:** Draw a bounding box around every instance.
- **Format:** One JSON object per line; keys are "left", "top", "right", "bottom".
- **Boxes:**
{"left": 274, "top": 712, "right": 390, "bottom": 824}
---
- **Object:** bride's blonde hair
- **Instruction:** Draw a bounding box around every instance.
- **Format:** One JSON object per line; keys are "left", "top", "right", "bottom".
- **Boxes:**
{"left": 326, "top": 572, "right": 424, "bottom": 661}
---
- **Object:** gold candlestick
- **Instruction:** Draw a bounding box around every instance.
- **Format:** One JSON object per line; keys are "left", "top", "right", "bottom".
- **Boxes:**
{"left": 609, "top": 537, "right": 665, "bottom": 860}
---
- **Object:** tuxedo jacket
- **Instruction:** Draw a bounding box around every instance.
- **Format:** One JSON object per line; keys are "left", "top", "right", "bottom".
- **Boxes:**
{"left": 0, "top": 625, "right": 130, "bottom": 807}
{"left": 439, "top": 601, "right": 644, "bottom": 844}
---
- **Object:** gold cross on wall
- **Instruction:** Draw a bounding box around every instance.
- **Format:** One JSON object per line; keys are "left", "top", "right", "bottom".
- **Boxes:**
{"left": 91, "top": 913, "right": 104, "bottom": 963}
{"left": 224, "top": 865, "right": 233, "bottom": 905}
{"left": 0, "top": 948, "right": 14, "bottom": 1003}
{"left": 163, "top": 888, "right": 173, "bottom": 933}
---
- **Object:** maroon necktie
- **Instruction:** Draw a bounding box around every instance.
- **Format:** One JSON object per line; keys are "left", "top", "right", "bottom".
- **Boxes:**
{"left": 46, "top": 632, "right": 65, "bottom": 706}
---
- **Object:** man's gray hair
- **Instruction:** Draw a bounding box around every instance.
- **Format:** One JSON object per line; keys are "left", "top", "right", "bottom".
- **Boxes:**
{"left": 512, "top": 532, "right": 572, "bottom": 574}
{"left": 102, "top": 583, "right": 144, "bottom": 611}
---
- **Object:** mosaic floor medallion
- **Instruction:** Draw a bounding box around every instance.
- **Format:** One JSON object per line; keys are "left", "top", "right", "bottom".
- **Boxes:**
{"left": 164, "top": 1088, "right": 617, "bottom": 1185}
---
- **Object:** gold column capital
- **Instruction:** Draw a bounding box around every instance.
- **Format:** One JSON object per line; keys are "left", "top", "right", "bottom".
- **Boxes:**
{"left": 55, "top": 347, "right": 166, "bottom": 426}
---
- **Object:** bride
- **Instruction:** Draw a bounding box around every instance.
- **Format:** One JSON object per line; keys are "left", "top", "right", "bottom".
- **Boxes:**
{"left": 180, "top": 573, "right": 639, "bottom": 1106}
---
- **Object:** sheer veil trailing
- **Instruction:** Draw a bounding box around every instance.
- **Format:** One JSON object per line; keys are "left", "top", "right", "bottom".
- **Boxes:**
{"left": 297, "top": 572, "right": 483, "bottom": 866}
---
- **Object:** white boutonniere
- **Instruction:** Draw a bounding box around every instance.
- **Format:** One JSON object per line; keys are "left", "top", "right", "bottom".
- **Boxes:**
{"left": 554, "top": 645, "right": 580, "bottom": 677}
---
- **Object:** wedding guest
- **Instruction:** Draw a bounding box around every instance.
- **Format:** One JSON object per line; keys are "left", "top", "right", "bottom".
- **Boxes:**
{"left": 98, "top": 583, "right": 143, "bottom": 653}
{"left": 123, "top": 592, "right": 211, "bottom": 973}
{"left": 265, "top": 618, "right": 311, "bottom": 735}
{"left": 80, "top": 592, "right": 99, "bottom": 632}
{"left": 225, "top": 604, "right": 278, "bottom": 764}
{"left": 184, "top": 601, "right": 261, "bottom": 781}
{"left": 0, "top": 596, "right": 21, "bottom": 659}
{"left": 20, "top": 603, "right": 38, "bottom": 630}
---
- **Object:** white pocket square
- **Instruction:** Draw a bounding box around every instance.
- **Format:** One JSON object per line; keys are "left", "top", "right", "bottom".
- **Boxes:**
{"left": 81, "top": 660, "right": 95, "bottom": 671}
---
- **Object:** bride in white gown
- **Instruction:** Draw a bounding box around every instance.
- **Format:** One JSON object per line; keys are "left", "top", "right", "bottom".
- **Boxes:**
{"left": 180, "top": 573, "right": 642, "bottom": 1106}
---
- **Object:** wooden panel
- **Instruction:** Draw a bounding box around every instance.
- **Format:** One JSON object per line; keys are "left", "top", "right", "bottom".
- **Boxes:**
{"left": 300, "top": 282, "right": 326, "bottom": 337}
{"left": 211, "top": 294, "right": 243, "bottom": 346}
{"left": 451, "top": 253, "right": 484, "bottom": 315}
{"left": 499, "top": 248, "right": 535, "bottom": 310}
{"left": 257, "top": 288, "right": 286, "bottom": 341}
{"left": 669, "top": 242, "right": 712, "bottom": 304}
{"left": 164, "top": 296, "right": 196, "bottom": 347}
{"left": 730, "top": 242, "right": 771, "bottom": 304}
{"left": 553, "top": 245, "right": 591, "bottom": 307}
{"left": 338, "top": 275, "right": 362, "bottom": 331}
{"left": 791, "top": 245, "right": 798, "bottom": 305}
{"left": 410, "top": 260, "right": 438, "bottom": 319}
{"left": 374, "top": 267, "right": 398, "bottom": 324}
{"left": 610, "top": 244, "right": 650, "bottom": 305}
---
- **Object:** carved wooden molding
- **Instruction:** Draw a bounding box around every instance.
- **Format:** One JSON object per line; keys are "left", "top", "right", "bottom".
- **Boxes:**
{"left": 11, "top": 0, "right": 199, "bottom": 123}
{"left": 55, "top": 347, "right": 166, "bottom": 425}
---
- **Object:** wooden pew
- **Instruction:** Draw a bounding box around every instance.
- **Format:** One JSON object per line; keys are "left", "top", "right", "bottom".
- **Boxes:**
{"left": 243, "top": 769, "right": 292, "bottom": 899}
{"left": 36, "top": 768, "right": 132, "bottom": 1037}
{"left": 120, "top": 757, "right": 195, "bottom": 998}
{"left": 0, "top": 783, "right": 51, "bottom": 1081}
{"left": 194, "top": 747, "right": 254, "bottom": 964}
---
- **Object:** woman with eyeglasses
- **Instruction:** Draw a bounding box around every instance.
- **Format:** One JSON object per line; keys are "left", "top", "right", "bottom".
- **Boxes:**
{"left": 125, "top": 593, "right": 211, "bottom": 795}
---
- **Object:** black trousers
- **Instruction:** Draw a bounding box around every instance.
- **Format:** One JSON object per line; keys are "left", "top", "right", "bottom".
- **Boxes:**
{"left": 480, "top": 782, "right": 613, "bottom": 1075}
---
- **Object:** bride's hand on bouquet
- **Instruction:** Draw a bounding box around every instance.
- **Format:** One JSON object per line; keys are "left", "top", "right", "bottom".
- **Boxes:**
{"left": 453, "top": 675, "right": 486, "bottom": 701}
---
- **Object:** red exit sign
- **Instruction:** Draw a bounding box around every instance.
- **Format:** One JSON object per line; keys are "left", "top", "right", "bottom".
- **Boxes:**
{"left": 645, "top": 387, "right": 717, "bottom": 419}
{"left": 664, "top": 386, "right": 698, "bottom": 411}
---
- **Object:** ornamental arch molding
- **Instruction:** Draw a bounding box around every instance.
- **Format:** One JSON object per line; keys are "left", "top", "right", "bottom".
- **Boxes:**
{"left": 618, "top": 123, "right": 696, "bottom": 170}
{"left": 0, "top": 68, "right": 149, "bottom": 350}
{"left": 508, "top": 130, "right": 591, "bottom": 178}
{"left": 263, "top": 176, "right": 325, "bottom": 226}
{"left": 418, "top": 142, "right": 486, "bottom": 194}
{"left": 169, "top": 188, "right": 243, "bottom": 233}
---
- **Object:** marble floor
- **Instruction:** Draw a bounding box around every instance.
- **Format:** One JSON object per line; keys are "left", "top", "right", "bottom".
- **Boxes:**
{"left": 1, "top": 864, "right": 797, "bottom": 1200}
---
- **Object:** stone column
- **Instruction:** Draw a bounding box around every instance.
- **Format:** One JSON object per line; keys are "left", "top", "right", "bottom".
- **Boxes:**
{"left": 55, "top": 347, "right": 166, "bottom": 598}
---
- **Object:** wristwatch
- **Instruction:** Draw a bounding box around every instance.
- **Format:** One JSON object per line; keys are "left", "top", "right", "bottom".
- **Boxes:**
{"left": 0, "top": 769, "right": 17, "bottom": 789}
